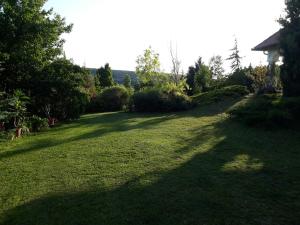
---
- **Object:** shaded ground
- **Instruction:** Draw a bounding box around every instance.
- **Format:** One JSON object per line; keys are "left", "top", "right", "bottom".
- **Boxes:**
{"left": 0, "top": 99, "right": 300, "bottom": 225}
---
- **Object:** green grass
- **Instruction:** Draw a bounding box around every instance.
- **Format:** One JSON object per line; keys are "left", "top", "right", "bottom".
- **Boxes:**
{"left": 1, "top": 98, "right": 300, "bottom": 225}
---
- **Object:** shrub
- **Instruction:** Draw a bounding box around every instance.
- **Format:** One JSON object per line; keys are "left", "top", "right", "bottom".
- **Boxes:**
{"left": 225, "top": 69, "right": 255, "bottom": 92}
{"left": 88, "top": 86, "right": 130, "bottom": 112}
{"left": 228, "top": 94, "right": 300, "bottom": 128}
{"left": 26, "top": 116, "right": 49, "bottom": 132}
{"left": 192, "top": 85, "right": 249, "bottom": 105}
{"left": 131, "top": 88, "right": 193, "bottom": 112}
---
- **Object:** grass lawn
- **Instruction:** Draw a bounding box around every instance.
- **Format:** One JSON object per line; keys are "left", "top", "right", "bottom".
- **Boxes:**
{"left": 1, "top": 98, "right": 300, "bottom": 225}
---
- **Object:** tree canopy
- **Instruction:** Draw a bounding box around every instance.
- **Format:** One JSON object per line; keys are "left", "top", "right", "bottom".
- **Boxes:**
{"left": 0, "top": 0, "right": 72, "bottom": 93}
{"left": 209, "top": 55, "right": 225, "bottom": 79}
{"left": 279, "top": 0, "right": 300, "bottom": 97}
{"left": 97, "top": 63, "right": 114, "bottom": 88}
{"left": 136, "top": 47, "right": 162, "bottom": 87}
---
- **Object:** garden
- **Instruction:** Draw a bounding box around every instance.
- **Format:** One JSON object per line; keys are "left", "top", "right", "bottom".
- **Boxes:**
{"left": 1, "top": 0, "right": 300, "bottom": 224}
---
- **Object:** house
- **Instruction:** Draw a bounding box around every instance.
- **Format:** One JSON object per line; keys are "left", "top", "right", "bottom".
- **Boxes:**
{"left": 252, "top": 31, "right": 281, "bottom": 64}
{"left": 252, "top": 31, "right": 281, "bottom": 92}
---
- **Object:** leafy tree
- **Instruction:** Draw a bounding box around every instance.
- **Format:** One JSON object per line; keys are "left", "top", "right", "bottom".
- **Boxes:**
{"left": 279, "top": 0, "right": 300, "bottom": 96}
{"left": 0, "top": 0, "right": 72, "bottom": 93}
{"left": 195, "top": 64, "right": 212, "bottom": 93}
{"left": 124, "top": 74, "right": 132, "bottom": 88}
{"left": 97, "top": 63, "right": 114, "bottom": 88}
{"left": 209, "top": 55, "right": 225, "bottom": 79}
{"left": 186, "top": 57, "right": 202, "bottom": 95}
{"left": 80, "top": 70, "right": 97, "bottom": 98}
{"left": 31, "top": 59, "right": 89, "bottom": 120}
{"left": 136, "top": 47, "right": 163, "bottom": 87}
{"left": 227, "top": 39, "right": 242, "bottom": 72}
{"left": 0, "top": 90, "right": 29, "bottom": 128}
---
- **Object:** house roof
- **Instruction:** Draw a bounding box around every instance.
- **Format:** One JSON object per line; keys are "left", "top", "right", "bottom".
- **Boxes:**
{"left": 252, "top": 31, "right": 280, "bottom": 51}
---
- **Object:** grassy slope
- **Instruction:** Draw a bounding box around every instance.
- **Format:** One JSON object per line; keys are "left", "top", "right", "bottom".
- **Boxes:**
{"left": 0, "top": 99, "right": 300, "bottom": 225}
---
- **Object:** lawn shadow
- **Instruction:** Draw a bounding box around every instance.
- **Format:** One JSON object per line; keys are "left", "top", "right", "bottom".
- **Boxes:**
{"left": 2, "top": 114, "right": 300, "bottom": 225}
{"left": 0, "top": 98, "right": 242, "bottom": 161}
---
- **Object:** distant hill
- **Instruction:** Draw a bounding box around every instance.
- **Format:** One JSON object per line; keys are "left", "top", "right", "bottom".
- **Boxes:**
{"left": 88, "top": 68, "right": 138, "bottom": 85}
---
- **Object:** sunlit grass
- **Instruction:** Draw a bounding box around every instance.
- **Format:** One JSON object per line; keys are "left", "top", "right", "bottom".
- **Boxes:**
{"left": 1, "top": 99, "right": 300, "bottom": 225}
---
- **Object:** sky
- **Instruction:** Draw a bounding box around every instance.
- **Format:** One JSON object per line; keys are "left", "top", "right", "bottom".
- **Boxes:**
{"left": 45, "top": 0, "right": 286, "bottom": 73}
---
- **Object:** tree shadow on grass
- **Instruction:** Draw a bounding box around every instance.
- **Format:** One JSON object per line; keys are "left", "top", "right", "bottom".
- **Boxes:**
{"left": 2, "top": 116, "right": 300, "bottom": 225}
{"left": 0, "top": 98, "right": 242, "bottom": 161}
{"left": 0, "top": 114, "right": 175, "bottom": 161}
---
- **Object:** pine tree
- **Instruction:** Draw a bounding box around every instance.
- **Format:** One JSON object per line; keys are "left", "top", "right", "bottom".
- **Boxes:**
{"left": 227, "top": 39, "right": 242, "bottom": 72}
{"left": 279, "top": 0, "right": 300, "bottom": 96}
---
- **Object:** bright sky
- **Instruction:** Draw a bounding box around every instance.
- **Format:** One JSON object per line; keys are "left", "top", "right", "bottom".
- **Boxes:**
{"left": 45, "top": 0, "right": 286, "bottom": 73}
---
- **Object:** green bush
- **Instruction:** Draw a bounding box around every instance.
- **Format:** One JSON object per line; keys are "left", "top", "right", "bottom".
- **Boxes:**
{"left": 225, "top": 69, "right": 255, "bottom": 92}
{"left": 88, "top": 86, "right": 130, "bottom": 112}
{"left": 228, "top": 95, "right": 300, "bottom": 128}
{"left": 192, "top": 85, "right": 249, "bottom": 105}
{"left": 26, "top": 116, "right": 49, "bottom": 132}
{"left": 131, "top": 88, "right": 193, "bottom": 112}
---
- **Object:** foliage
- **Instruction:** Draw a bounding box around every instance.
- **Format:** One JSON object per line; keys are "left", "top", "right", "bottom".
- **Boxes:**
{"left": 0, "top": 0, "right": 72, "bottom": 93}
{"left": 225, "top": 67, "right": 254, "bottom": 92}
{"left": 209, "top": 55, "right": 225, "bottom": 79}
{"left": 0, "top": 92, "right": 9, "bottom": 122}
{"left": 229, "top": 94, "right": 300, "bottom": 128}
{"left": 88, "top": 86, "right": 130, "bottom": 112}
{"left": 227, "top": 39, "right": 242, "bottom": 72}
{"left": 123, "top": 74, "right": 132, "bottom": 89}
{"left": 186, "top": 57, "right": 202, "bottom": 95}
{"left": 279, "top": 0, "right": 300, "bottom": 97}
{"left": 186, "top": 57, "right": 212, "bottom": 95}
{"left": 195, "top": 64, "right": 212, "bottom": 93}
{"left": 159, "top": 80, "right": 188, "bottom": 94}
{"left": 80, "top": 71, "right": 97, "bottom": 98}
{"left": 0, "top": 90, "right": 30, "bottom": 128}
{"left": 192, "top": 85, "right": 249, "bottom": 105}
{"left": 251, "top": 65, "right": 268, "bottom": 91}
{"left": 26, "top": 116, "right": 49, "bottom": 132}
{"left": 131, "top": 88, "right": 193, "bottom": 112}
{"left": 136, "top": 47, "right": 163, "bottom": 87}
{"left": 31, "top": 59, "right": 89, "bottom": 120}
{"left": 0, "top": 0, "right": 90, "bottom": 122}
{"left": 97, "top": 64, "right": 114, "bottom": 88}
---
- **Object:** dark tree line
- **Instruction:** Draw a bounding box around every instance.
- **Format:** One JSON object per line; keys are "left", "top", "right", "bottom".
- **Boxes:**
{"left": 0, "top": 0, "right": 95, "bottom": 122}
{"left": 280, "top": 0, "right": 300, "bottom": 97}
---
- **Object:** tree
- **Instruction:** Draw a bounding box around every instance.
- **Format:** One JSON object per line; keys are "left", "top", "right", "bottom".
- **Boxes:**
{"left": 124, "top": 74, "right": 132, "bottom": 88}
{"left": 279, "top": 0, "right": 300, "bottom": 97}
{"left": 97, "top": 63, "right": 114, "bottom": 88}
{"left": 31, "top": 59, "right": 89, "bottom": 120}
{"left": 170, "top": 44, "right": 183, "bottom": 85}
{"left": 136, "top": 47, "right": 162, "bottom": 87}
{"left": 186, "top": 57, "right": 202, "bottom": 95}
{"left": 0, "top": 90, "right": 29, "bottom": 129}
{"left": 227, "top": 39, "right": 242, "bottom": 72}
{"left": 209, "top": 55, "right": 225, "bottom": 79}
{"left": 195, "top": 64, "right": 212, "bottom": 93}
{"left": 186, "top": 57, "right": 213, "bottom": 95}
{"left": 0, "top": 0, "right": 72, "bottom": 93}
